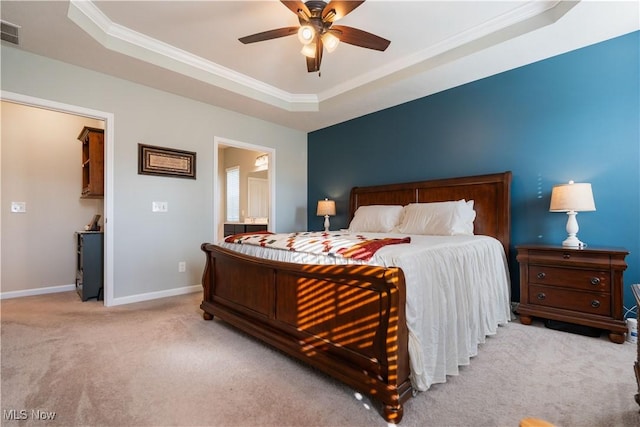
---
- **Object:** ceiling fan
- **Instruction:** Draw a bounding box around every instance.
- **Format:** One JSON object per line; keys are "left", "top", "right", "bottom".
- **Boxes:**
{"left": 238, "top": 0, "right": 390, "bottom": 73}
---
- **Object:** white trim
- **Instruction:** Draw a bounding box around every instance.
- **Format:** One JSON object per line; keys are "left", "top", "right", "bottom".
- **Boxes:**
{"left": 66, "top": 0, "right": 566, "bottom": 113}
{"left": 318, "top": 0, "right": 565, "bottom": 102}
{"left": 213, "top": 136, "right": 276, "bottom": 244}
{"left": 0, "top": 90, "right": 116, "bottom": 307}
{"left": 67, "top": 0, "right": 318, "bottom": 112}
{"left": 0, "top": 284, "right": 76, "bottom": 300}
{"left": 110, "top": 284, "right": 200, "bottom": 306}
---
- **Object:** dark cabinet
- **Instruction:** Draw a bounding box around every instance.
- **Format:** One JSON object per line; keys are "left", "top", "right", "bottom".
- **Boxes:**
{"left": 76, "top": 231, "right": 104, "bottom": 301}
{"left": 223, "top": 223, "right": 268, "bottom": 237}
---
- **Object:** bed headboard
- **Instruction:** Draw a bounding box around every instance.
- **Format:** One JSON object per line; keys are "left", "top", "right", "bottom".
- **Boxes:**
{"left": 349, "top": 171, "right": 512, "bottom": 256}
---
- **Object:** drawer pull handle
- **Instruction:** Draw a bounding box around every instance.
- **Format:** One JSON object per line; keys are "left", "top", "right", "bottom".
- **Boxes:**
{"left": 563, "top": 253, "right": 571, "bottom": 259}
{"left": 537, "top": 293, "right": 546, "bottom": 300}
{"left": 537, "top": 272, "right": 546, "bottom": 280}
{"left": 590, "top": 277, "right": 601, "bottom": 286}
{"left": 591, "top": 300, "right": 601, "bottom": 308}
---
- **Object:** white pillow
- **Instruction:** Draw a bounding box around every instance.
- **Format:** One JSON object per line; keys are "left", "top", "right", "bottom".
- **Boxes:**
{"left": 348, "top": 205, "right": 404, "bottom": 233}
{"left": 397, "top": 200, "right": 476, "bottom": 235}
{"left": 460, "top": 200, "right": 476, "bottom": 235}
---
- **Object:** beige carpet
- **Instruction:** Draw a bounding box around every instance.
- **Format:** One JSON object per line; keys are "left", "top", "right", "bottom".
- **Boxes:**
{"left": 1, "top": 291, "right": 638, "bottom": 427}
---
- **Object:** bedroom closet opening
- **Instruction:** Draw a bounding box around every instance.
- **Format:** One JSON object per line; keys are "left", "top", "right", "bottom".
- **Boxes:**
{"left": 1, "top": 98, "right": 110, "bottom": 305}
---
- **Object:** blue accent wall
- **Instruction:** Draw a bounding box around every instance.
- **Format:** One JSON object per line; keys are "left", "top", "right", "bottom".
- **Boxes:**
{"left": 308, "top": 31, "right": 640, "bottom": 310}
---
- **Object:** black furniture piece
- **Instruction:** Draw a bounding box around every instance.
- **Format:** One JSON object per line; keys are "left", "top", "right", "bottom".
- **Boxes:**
{"left": 223, "top": 223, "right": 268, "bottom": 237}
{"left": 75, "top": 231, "right": 104, "bottom": 301}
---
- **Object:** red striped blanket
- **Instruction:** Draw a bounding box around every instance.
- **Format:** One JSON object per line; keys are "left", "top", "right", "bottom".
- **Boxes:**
{"left": 224, "top": 231, "right": 411, "bottom": 262}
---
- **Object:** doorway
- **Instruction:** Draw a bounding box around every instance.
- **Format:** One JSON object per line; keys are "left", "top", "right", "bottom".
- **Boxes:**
{"left": 1, "top": 91, "right": 115, "bottom": 306}
{"left": 213, "top": 136, "right": 275, "bottom": 243}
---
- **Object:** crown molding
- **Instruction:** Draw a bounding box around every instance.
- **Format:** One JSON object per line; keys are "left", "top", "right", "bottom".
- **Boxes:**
{"left": 68, "top": 0, "right": 567, "bottom": 113}
{"left": 67, "top": 0, "right": 319, "bottom": 112}
{"left": 318, "top": 0, "right": 567, "bottom": 102}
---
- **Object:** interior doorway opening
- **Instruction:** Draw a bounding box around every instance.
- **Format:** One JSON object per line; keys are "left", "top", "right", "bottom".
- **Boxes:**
{"left": 213, "top": 136, "right": 275, "bottom": 243}
{"left": 0, "top": 91, "right": 114, "bottom": 306}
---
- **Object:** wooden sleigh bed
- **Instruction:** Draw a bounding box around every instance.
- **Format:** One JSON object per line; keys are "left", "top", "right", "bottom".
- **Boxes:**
{"left": 200, "top": 171, "right": 512, "bottom": 423}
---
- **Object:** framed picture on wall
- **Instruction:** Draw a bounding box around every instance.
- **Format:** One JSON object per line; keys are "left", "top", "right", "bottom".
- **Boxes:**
{"left": 138, "top": 144, "right": 196, "bottom": 179}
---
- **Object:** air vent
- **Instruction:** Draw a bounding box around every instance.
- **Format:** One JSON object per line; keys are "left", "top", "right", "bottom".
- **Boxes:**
{"left": 1, "top": 20, "right": 21, "bottom": 45}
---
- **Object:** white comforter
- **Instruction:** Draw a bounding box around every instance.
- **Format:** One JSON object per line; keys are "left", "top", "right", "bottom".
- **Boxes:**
{"left": 219, "top": 233, "right": 511, "bottom": 391}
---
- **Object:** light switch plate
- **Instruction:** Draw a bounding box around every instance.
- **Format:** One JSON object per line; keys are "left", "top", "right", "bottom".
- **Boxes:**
{"left": 152, "top": 201, "right": 168, "bottom": 212}
{"left": 11, "top": 202, "right": 26, "bottom": 213}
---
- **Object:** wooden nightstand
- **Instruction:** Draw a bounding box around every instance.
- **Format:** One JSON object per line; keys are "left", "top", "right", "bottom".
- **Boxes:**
{"left": 516, "top": 245, "right": 628, "bottom": 344}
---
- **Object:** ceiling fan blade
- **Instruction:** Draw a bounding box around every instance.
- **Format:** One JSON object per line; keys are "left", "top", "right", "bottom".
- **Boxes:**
{"left": 322, "top": 1, "right": 365, "bottom": 22}
{"left": 238, "top": 27, "right": 299, "bottom": 44}
{"left": 306, "top": 39, "right": 324, "bottom": 72}
{"left": 281, "top": 1, "right": 311, "bottom": 20}
{"left": 331, "top": 25, "right": 390, "bottom": 51}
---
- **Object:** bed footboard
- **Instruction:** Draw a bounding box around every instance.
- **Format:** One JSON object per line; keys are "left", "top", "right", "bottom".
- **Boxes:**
{"left": 200, "top": 243, "right": 412, "bottom": 423}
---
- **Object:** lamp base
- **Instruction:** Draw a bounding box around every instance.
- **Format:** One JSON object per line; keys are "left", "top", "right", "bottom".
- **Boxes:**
{"left": 561, "top": 210, "right": 587, "bottom": 248}
{"left": 561, "top": 236, "right": 586, "bottom": 248}
{"left": 323, "top": 215, "right": 331, "bottom": 232}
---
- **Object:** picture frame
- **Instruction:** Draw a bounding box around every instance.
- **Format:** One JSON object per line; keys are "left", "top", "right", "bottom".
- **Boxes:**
{"left": 138, "top": 144, "right": 196, "bottom": 179}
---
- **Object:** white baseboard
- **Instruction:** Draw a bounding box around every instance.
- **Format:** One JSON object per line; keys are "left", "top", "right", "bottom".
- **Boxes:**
{"left": 110, "top": 284, "right": 201, "bottom": 306}
{"left": 0, "top": 284, "right": 76, "bottom": 300}
{"left": 0, "top": 284, "right": 201, "bottom": 305}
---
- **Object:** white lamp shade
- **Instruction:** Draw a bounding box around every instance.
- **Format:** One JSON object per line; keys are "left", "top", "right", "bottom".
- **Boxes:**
{"left": 316, "top": 199, "right": 336, "bottom": 216}
{"left": 549, "top": 182, "right": 596, "bottom": 212}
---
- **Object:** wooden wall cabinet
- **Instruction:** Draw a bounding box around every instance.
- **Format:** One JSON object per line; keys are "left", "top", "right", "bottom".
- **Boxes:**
{"left": 517, "top": 245, "right": 628, "bottom": 343}
{"left": 78, "top": 126, "right": 104, "bottom": 198}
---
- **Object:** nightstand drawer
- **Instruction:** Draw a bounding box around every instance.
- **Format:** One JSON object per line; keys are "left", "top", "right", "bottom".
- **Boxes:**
{"left": 528, "top": 285, "right": 611, "bottom": 316}
{"left": 528, "top": 265, "right": 609, "bottom": 292}
{"left": 526, "top": 249, "right": 610, "bottom": 268}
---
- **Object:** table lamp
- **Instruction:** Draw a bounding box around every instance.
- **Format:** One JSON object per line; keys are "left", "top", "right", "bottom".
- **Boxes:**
{"left": 316, "top": 198, "right": 336, "bottom": 232}
{"left": 549, "top": 180, "right": 596, "bottom": 248}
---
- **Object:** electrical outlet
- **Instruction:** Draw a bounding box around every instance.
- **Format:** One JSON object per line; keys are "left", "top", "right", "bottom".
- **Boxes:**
{"left": 178, "top": 261, "right": 186, "bottom": 272}
{"left": 11, "top": 202, "right": 26, "bottom": 213}
{"left": 152, "top": 201, "right": 168, "bottom": 212}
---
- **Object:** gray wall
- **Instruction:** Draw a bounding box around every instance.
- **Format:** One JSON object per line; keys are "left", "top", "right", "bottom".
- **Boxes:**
{"left": 1, "top": 46, "right": 307, "bottom": 303}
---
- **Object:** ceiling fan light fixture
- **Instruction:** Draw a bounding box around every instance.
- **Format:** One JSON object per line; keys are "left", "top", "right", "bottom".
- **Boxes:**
{"left": 239, "top": 1, "right": 389, "bottom": 72}
{"left": 322, "top": 32, "right": 340, "bottom": 53}
{"left": 300, "top": 42, "right": 316, "bottom": 58}
{"left": 297, "top": 25, "right": 315, "bottom": 45}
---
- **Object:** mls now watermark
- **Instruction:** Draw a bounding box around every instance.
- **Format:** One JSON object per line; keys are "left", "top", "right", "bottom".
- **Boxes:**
{"left": 3, "top": 409, "right": 56, "bottom": 421}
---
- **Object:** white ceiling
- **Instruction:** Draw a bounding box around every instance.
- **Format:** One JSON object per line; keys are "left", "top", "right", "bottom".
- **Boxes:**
{"left": 2, "top": 1, "right": 638, "bottom": 132}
